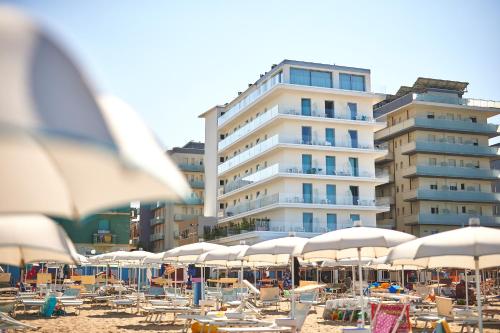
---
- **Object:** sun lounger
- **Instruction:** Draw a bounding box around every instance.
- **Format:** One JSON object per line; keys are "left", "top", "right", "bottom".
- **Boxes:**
{"left": 217, "top": 302, "right": 312, "bottom": 333}
{"left": 142, "top": 304, "right": 199, "bottom": 324}
{"left": 20, "top": 299, "right": 45, "bottom": 314}
{"left": 110, "top": 298, "right": 136, "bottom": 312}
{"left": 60, "top": 299, "right": 84, "bottom": 315}
{"left": 0, "top": 311, "right": 38, "bottom": 331}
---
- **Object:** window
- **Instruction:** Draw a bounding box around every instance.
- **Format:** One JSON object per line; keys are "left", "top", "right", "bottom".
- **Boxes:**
{"left": 449, "top": 182, "right": 458, "bottom": 191}
{"left": 350, "top": 214, "right": 360, "bottom": 223}
{"left": 301, "top": 126, "right": 312, "bottom": 144}
{"left": 431, "top": 207, "right": 439, "bottom": 214}
{"left": 429, "top": 158, "right": 437, "bottom": 166}
{"left": 427, "top": 112, "right": 435, "bottom": 119}
{"left": 350, "top": 185, "right": 359, "bottom": 205}
{"left": 302, "top": 154, "right": 312, "bottom": 174}
{"left": 325, "top": 128, "right": 335, "bottom": 146}
{"left": 461, "top": 183, "right": 465, "bottom": 190}
{"left": 326, "top": 156, "right": 336, "bottom": 175}
{"left": 98, "top": 219, "right": 110, "bottom": 231}
{"left": 349, "top": 157, "right": 359, "bottom": 176}
{"left": 290, "top": 67, "right": 332, "bottom": 88}
{"left": 301, "top": 98, "right": 311, "bottom": 116}
{"left": 339, "top": 73, "right": 366, "bottom": 91}
{"left": 327, "top": 214, "right": 337, "bottom": 231}
{"left": 470, "top": 117, "right": 477, "bottom": 123}
{"left": 347, "top": 103, "right": 358, "bottom": 120}
{"left": 303, "top": 212, "right": 313, "bottom": 232}
{"left": 430, "top": 183, "right": 438, "bottom": 190}
{"left": 348, "top": 130, "right": 358, "bottom": 148}
{"left": 303, "top": 183, "right": 313, "bottom": 203}
{"left": 326, "top": 184, "right": 336, "bottom": 204}
{"left": 325, "top": 101, "right": 334, "bottom": 118}
{"left": 448, "top": 159, "right": 456, "bottom": 167}
{"left": 462, "top": 206, "right": 467, "bottom": 213}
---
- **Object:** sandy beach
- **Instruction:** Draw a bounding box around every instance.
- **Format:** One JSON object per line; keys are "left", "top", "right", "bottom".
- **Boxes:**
{"left": 11, "top": 301, "right": 500, "bottom": 333}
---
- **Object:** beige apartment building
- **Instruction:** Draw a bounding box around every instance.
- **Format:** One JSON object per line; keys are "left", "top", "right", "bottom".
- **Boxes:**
{"left": 149, "top": 141, "right": 206, "bottom": 252}
{"left": 374, "top": 78, "right": 500, "bottom": 236}
{"left": 201, "top": 60, "right": 390, "bottom": 245}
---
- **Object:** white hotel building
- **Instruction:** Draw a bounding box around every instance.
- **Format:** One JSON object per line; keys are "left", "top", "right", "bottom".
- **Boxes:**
{"left": 201, "top": 60, "right": 389, "bottom": 244}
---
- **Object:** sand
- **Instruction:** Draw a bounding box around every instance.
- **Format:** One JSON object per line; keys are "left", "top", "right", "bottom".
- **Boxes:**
{"left": 11, "top": 302, "right": 500, "bottom": 333}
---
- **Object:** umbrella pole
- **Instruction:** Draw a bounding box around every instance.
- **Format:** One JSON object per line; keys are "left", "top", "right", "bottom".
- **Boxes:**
{"left": 174, "top": 264, "right": 177, "bottom": 297}
{"left": 357, "top": 248, "right": 365, "bottom": 327}
{"left": 240, "top": 262, "right": 244, "bottom": 303}
{"left": 351, "top": 265, "right": 356, "bottom": 298}
{"left": 474, "top": 258, "right": 483, "bottom": 333}
{"left": 291, "top": 256, "right": 295, "bottom": 319}
{"left": 465, "top": 269, "right": 469, "bottom": 310}
{"left": 401, "top": 265, "right": 405, "bottom": 289}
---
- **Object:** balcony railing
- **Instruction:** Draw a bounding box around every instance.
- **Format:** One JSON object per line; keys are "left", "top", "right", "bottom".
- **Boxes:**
{"left": 375, "top": 117, "right": 499, "bottom": 141}
{"left": 402, "top": 165, "right": 500, "bottom": 180}
{"left": 183, "top": 197, "right": 204, "bottom": 205}
{"left": 404, "top": 188, "right": 500, "bottom": 203}
{"left": 189, "top": 179, "right": 205, "bottom": 189}
{"left": 218, "top": 105, "right": 378, "bottom": 151}
{"left": 221, "top": 163, "right": 388, "bottom": 195}
{"left": 401, "top": 140, "right": 500, "bottom": 157}
{"left": 218, "top": 134, "right": 384, "bottom": 175}
{"left": 174, "top": 214, "right": 199, "bottom": 221}
{"left": 149, "top": 233, "right": 165, "bottom": 242}
{"left": 404, "top": 213, "right": 500, "bottom": 227}
{"left": 221, "top": 192, "right": 387, "bottom": 219}
{"left": 178, "top": 163, "right": 204, "bottom": 172}
{"left": 150, "top": 216, "right": 165, "bottom": 226}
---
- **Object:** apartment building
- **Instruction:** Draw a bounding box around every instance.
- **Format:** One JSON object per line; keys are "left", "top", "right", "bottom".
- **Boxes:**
{"left": 374, "top": 78, "right": 500, "bottom": 236}
{"left": 201, "top": 60, "right": 389, "bottom": 245}
{"left": 149, "top": 141, "right": 206, "bottom": 252}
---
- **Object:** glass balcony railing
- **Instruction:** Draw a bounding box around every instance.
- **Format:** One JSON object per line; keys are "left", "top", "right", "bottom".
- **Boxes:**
{"left": 221, "top": 192, "right": 387, "bottom": 219}
{"left": 376, "top": 117, "right": 499, "bottom": 141}
{"left": 188, "top": 179, "right": 205, "bottom": 189}
{"left": 174, "top": 214, "right": 199, "bottom": 221}
{"left": 403, "top": 165, "right": 500, "bottom": 180}
{"left": 218, "top": 134, "right": 384, "bottom": 175}
{"left": 221, "top": 163, "right": 387, "bottom": 195}
{"left": 405, "top": 213, "right": 500, "bottom": 227}
{"left": 404, "top": 189, "right": 500, "bottom": 203}
{"left": 401, "top": 140, "right": 500, "bottom": 157}
{"left": 150, "top": 216, "right": 165, "bottom": 226}
{"left": 149, "top": 233, "right": 165, "bottom": 242}
{"left": 178, "top": 163, "right": 204, "bottom": 172}
{"left": 218, "top": 105, "right": 378, "bottom": 151}
{"left": 183, "top": 197, "right": 204, "bottom": 205}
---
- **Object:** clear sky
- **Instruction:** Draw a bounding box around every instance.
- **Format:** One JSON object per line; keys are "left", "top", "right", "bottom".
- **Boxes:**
{"left": 6, "top": 0, "right": 500, "bottom": 148}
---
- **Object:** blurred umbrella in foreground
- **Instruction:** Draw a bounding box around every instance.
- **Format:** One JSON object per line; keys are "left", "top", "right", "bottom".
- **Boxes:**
{"left": 0, "top": 214, "right": 78, "bottom": 266}
{"left": 0, "top": 6, "right": 190, "bottom": 219}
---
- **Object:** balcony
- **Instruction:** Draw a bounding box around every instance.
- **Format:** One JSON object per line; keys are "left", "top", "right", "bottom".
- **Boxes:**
{"left": 149, "top": 233, "right": 164, "bottom": 242}
{"left": 376, "top": 218, "right": 396, "bottom": 229}
{"left": 92, "top": 232, "right": 116, "bottom": 245}
{"left": 220, "top": 163, "right": 388, "bottom": 196}
{"left": 404, "top": 213, "right": 500, "bottom": 227}
{"left": 376, "top": 150, "right": 394, "bottom": 164}
{"left": 403, "top": 188, "right": 500, "bottom": 203}
{"left": 150, "top": 216, "right": 165, "bottom": 226}
{"left": 183, "top": 196, "right": 204, "bottom": 205}
{"left": 401, "top": 140, "right": 500, "bottom": 158}
{"left": 402, "top": 165, "right": 500, "bottom": 180}
{"left": 189, "top": 179, "right": 205, "bottom": 189}
{"left": 374, "top": 92, "right": 500, "bottom": 118}
{"left": 375, "top": 117, "right": 499, "bottom": 141}
{"left": 174, "top": 214, "right": 199, "bottom": 221}
{"left": 219, "top": 192, "right": 388, "bottom": 222}
{"left": 218, "top": 105, "right": 381, "bottom": 152}
{"left": 218, "top": 134, "right": 385, "bottom": 175}
{"left": 178, "top": 163, "right": 204, "bottom": 172}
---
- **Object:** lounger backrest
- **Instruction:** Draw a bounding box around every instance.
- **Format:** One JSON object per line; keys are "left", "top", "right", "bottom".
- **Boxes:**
{"left": 436, "top": 296, "right": 453, "bottom": 318}
{"left": 63, "top": 288, "right": 80, "bottom": 297}
{"left": 299, "top": 291, "right": 317, "bottom": 302}
{"left": 414, "top": 285, "right": 430, "bottom": 298}
{"left": 148, "top": 286, "right": 165, "bottom": 296}
{"left": 260, "top": 287, "right": 280, "bottom": 302}
{"left": 294, "top": 302, "right": 312, "bottom": 330}
{"left": 0, "top": 273, "right": 11, "bottom": 283}
{"left": 221, "top": 288, "right": 238, "bottom": 302}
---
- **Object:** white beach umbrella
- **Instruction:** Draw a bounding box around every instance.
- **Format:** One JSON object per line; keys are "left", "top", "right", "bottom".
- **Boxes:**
{"left": 74, "top": 253, "right": 90, "bottom": 266}
{"left": 243, "top": 236, "right": 309, "bottom": 318}
{"left": 386, "top": 218, "right": 500, "bottom": 333}
{"left": 0, "top": 214, "right": 78, "bottom": 266}
{"left": 142, "top": 252, "right": 166, "bottom": 264}
{"left": 300, "top": 222, "right": 416, "bottom": 326}
{"left": 0, "top": 6, "right": 190, "bottom": 219}
{"left": 112, "top": 250, "right": 153, "bottom": 262}
{"left": 196, "top": 245, "right": 249, "bottom": 267}
{"left": 163, "top": 242, "right": 227, "bottom": 263}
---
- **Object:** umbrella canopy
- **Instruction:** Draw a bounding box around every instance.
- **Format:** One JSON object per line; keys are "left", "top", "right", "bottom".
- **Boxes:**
{"left": 301, "top": 224, "right": 416, "bottom": 261}
{"left": 112, "top": 250, "right": 153, "bottom": 262}
{"left": 196, "top": 245, "right": 248, "bottom": 267}
{"left": 163, "top": 242, "right": 226, "bottom": 263}
{"left": 368, "top": 256, "right": 423, "bottom": 271}
{"left": 243, "top": 236, "right": 309, "bottom": 264}
{"left": 0, "top": 214, "right": 78, "bottom": 266}
{"left": 321, "top": 258, "right": 372, "bottom": 267}
{"left": 74, "top": 253, "right": 90, "bottom": 266}
{"left": 0, "top": 6, "right": 190, "bottom": 219}
{"left": 142, "top": 252, "right": 166, "bottom": 264}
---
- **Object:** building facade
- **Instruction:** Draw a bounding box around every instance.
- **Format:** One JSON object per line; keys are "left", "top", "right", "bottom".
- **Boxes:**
{"left": 57, "top": 207, "right": 132, "bottom": 255}
{"left": 374, "top": 78, "right": 500, "bottom": 236}
{"left": 201, "top": 60, "right": 390, "bottom": 245}
{"left": 149, "top": 141, "right": 208, "bottom": 252}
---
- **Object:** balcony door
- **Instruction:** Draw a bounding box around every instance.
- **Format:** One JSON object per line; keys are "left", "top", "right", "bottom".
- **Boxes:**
{"left": 348, "top": 102, "right": 358, "bottom": 120}
{"left": 302, "top": 126, "right": 312, "bottom": 145}
{"left": 325, "top": 128, "right": 335, "bottom": 146}
{"left": 348, "top": 130, "right": 358, "bottom": 148}
{"left": 326, "top": 184, "right": 336, "bottom": 204}
{"left": 327, "top": 213, "right": 337, "bottom": 231}
{"left": 303, "top": 183, "right": 313, "bottom": 203}
{"left": 325, "top": 101, "right": 334, "bottom": 118}
{"left": 302, "top": 154, "right": 312, "bottom": 174}
{"left": 301, "top": 98, "right": 311, "bottom": 116}
{"left": 349, "top": 157, "right": 359, "bottom": 176}
{"left": 326, "top": 156, "right": 336, "bottom": 175}
{"left": 350, "top": 185, "right": 359, "bottom": 205}
{"left": 303, "top": 212, "right": 313, "bottom": 232}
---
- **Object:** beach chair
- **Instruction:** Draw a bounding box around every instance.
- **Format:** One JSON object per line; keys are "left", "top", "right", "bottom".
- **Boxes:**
{"left": 60, "top": 299, "right": 84, "bottom": 315}
{"left": 0, "top": 273, "right": 11, "bottom": 287}
{"left": 0, "top": 312, "right": 38, "bottom": 331}
{"left": 217, "top": 302, "right": 312, "bottom": 333}
{"left": 145, "top": 286, "right": 165, "bottom": 298}
{"left": 110, "top": 298, "right": 136, "bottom": 312}
{"left": 259, "top": 287, "right": 280, "bottom": 310}
{"left": 40, "top": 295, "right": 57, "bottom": 317}
{"left": 221, "top": 288, "right": 240, "bottom": 307}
